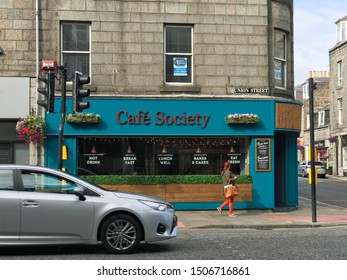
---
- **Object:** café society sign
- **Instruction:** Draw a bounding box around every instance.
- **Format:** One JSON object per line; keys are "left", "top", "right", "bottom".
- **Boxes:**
{"left": 116, "top": 110, "right": 211, "bottom": 129}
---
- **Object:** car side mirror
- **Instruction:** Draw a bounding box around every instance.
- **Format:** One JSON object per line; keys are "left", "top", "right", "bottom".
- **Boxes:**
{"left": 74, "top": 186, "right": 86, "bottom": 201}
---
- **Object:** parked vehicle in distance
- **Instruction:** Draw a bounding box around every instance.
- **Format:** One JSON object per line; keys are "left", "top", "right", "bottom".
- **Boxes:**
{"left": 0, "top": 165, "right": 177, "bottom": 254}
{"left": 297, "top": 160, "right": 327, "bottom": 178}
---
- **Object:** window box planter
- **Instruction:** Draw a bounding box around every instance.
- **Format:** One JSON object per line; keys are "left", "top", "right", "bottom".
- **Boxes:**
{"left": 66, "top": 113, "right": 100, "bottom": 123}
{"left": 225, "top": 114, "right": 260, "bottom": 124}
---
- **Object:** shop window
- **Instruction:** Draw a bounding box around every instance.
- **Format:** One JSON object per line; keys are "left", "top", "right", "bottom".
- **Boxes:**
{"left": 61, "top": 22, "right": 91, "bottom": 79}
{"left": 164, "top": 25, "right": 193, "bottom": 84}
{"left": 77, "top": 137, "right": 248, "bottom": 176}
{"left": 274, "top": 29, "right": 287, "bottom": 89}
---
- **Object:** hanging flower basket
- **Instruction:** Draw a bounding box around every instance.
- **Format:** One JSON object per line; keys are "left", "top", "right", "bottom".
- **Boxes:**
{"left": 328, "top": 136, "right": 337, "bottom": 143}
{"left": 225, "top": 113, "right": 260, "bottom": 124}
{"left": 16, "top": 114, "right": 45, "bottom": 145}
{"left": 66, "top": 112, "right": 100, "bottom": 123}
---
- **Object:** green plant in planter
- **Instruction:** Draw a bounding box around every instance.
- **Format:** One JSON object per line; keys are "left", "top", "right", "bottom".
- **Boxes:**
{"left": 225, "top": 113, "right": 259, "bottom": 124}
{"left": 80, "top": 174, "right": 253, "bottom": 185}
{"left": 66, "top": 112, "right": 100, "bottom": 123}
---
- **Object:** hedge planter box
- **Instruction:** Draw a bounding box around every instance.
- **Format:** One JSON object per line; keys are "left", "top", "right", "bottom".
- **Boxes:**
{"left": 66, "top": 113, "right": 100, "bottom": 123}
{"left": 100, "top": 183, "right": 252, "bottom": 203}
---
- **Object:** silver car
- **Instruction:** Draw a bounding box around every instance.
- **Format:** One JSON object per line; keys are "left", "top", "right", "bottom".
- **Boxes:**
{"left": 0, "top": 164, "right": 177, "bottom": 254}
{"left": 297, "top": 160, "right": 327, "bottom": 178}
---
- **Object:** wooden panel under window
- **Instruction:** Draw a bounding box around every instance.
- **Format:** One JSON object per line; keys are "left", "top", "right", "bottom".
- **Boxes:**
{"left": 101, "top": 183, "right": 252, "bottom": 202}
{"left": 275, "top": 103, "right": 302, "bottom": 130}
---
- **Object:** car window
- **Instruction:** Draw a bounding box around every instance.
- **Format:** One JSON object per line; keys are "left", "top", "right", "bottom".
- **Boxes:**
{"left": 21, "top": 171, "right": 76, "bottom": 194}
{"left": 0, "top": 170, "right": 14, "bottom": 191}
{"left": 307, "top": 161, "right": 324, "bottom": 166}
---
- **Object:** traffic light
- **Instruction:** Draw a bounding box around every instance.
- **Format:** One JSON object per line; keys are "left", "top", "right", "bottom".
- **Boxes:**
{"left": 37, "top": 71, "right": 55, "bottom": 113}
{"left": 73, "top": 71, "right": 90, "bottom": 112}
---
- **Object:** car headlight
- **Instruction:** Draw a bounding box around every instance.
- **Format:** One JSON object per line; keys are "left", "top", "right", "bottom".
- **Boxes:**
{"left": 139, "top": 200, "right": 168, "bottom": 211}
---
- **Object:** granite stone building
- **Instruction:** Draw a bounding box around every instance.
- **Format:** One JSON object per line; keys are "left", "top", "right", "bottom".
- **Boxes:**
{"left": 329, "top": 15, "right": 347, "bottom": 176}
{"left": 298, "top": 71, "right": 330, "bottom": 171}
{"left": 0, "top": 0, "right": 300, "bottom": 210}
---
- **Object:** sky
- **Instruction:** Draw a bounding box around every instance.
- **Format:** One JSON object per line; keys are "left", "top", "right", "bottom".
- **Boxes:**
{"left": 294, "top": 0, "right": 346, "bottom": 85}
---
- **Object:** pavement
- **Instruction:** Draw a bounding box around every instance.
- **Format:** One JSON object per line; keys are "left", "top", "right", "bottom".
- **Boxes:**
{"left": 176, "top": 175, "right": 347, "bottom": 230}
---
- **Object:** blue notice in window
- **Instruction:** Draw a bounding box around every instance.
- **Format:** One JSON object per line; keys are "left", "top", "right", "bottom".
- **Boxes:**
{"left": 173, "top": 57, "right": 187, "bottom": 76}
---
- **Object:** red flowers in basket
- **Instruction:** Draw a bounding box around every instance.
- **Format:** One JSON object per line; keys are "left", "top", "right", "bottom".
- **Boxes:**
{"left": 16, "top": 114, "right": 45, "bottom": 145}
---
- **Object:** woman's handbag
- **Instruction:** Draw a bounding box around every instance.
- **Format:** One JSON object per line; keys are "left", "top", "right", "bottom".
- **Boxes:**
{"left": 224, "top": 185, "right": 239, "bottom": 198}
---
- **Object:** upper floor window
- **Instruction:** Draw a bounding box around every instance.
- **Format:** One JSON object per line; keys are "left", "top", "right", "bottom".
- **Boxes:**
{"left": 338, "top": 60, "right": 343, "bottom": 87}
{"left": 274, "top": 30, "right": 287, "bottom": 89}
{"left": 302, "top": 83, "right": 309, "bottom": 99}
{"left": 338, "top": 98, "right": 343, "bottom": 125}
{"left": 164, "top": 25, "right": 193, "bottom": 85}
{"left": 337, "top": 20, "right": 347, "bottom": 43}
{"left": 318, "top": 110, "right": 325, "bottom": 127}
{"left": 61, "top": 22, "right": 91, "bottom": 80}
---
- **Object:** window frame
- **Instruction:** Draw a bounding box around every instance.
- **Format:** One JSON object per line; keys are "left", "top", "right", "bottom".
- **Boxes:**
{"left": 338, "top": 98, "right": 343, "bottom": 125}
{"left": 318, "top": 110, "right": 325, "bottom": 127}
{"left": 60, "top": 22, "right": 91, "bottom": 80}
{"left": 274, "top": 29, "right": 287, "bottom": 89}
{"left": 302, "top": 83, "right": 309, "bottom": 99}
{"left": 337, "top": 20, "right": 347, "bottom": 42}
{"left": 337, "top": 60, "right": 343, "bottom": 87}
{"left": 164, "top": 25, "right": 194, "bottom": 85}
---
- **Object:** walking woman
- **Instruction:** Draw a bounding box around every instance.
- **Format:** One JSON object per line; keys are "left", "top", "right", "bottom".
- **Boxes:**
{"left": 217, "top": 161, "right": 237, "bottom": 217}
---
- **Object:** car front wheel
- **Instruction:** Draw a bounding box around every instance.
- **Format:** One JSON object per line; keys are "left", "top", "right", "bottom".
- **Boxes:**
{"left": 100, "top": 214, "right": 142, "bottom": 254}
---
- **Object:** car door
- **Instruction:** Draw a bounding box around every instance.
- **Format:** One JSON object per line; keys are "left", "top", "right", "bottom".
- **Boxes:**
{"left": 18, "top": 170, "right": 94, "bottom": 243}
{"left": 0, "top": 169, "right": 20, "bottom": 242}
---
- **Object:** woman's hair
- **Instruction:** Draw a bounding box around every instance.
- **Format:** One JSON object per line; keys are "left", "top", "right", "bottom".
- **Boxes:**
{"left": 223, "top": 161, "right": 230, "bottom": 171}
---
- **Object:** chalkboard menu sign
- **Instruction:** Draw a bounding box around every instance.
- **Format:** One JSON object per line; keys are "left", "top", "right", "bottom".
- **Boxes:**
{"left": 255, "top": 138, "right": 270, "bottom": 172}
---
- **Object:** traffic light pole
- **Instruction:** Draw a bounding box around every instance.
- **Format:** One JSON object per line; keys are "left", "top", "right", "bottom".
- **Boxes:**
{"left": 309, "top": 77, "right": 317, "bottom": 222}
{"left": 57, "top": 65, "right": 67, "bottom": 170}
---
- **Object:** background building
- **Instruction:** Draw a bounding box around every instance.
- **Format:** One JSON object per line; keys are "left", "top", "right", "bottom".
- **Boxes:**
{"left": 329, "top": 15, "right": 347, "bottom": 176}
{"left": 298, "top": 71, "right": 330, "bottom": 171}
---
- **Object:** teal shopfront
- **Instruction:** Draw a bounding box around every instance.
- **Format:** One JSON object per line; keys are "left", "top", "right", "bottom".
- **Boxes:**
{"left": 44, "top": 98, "right": 300, "bottom": 210}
